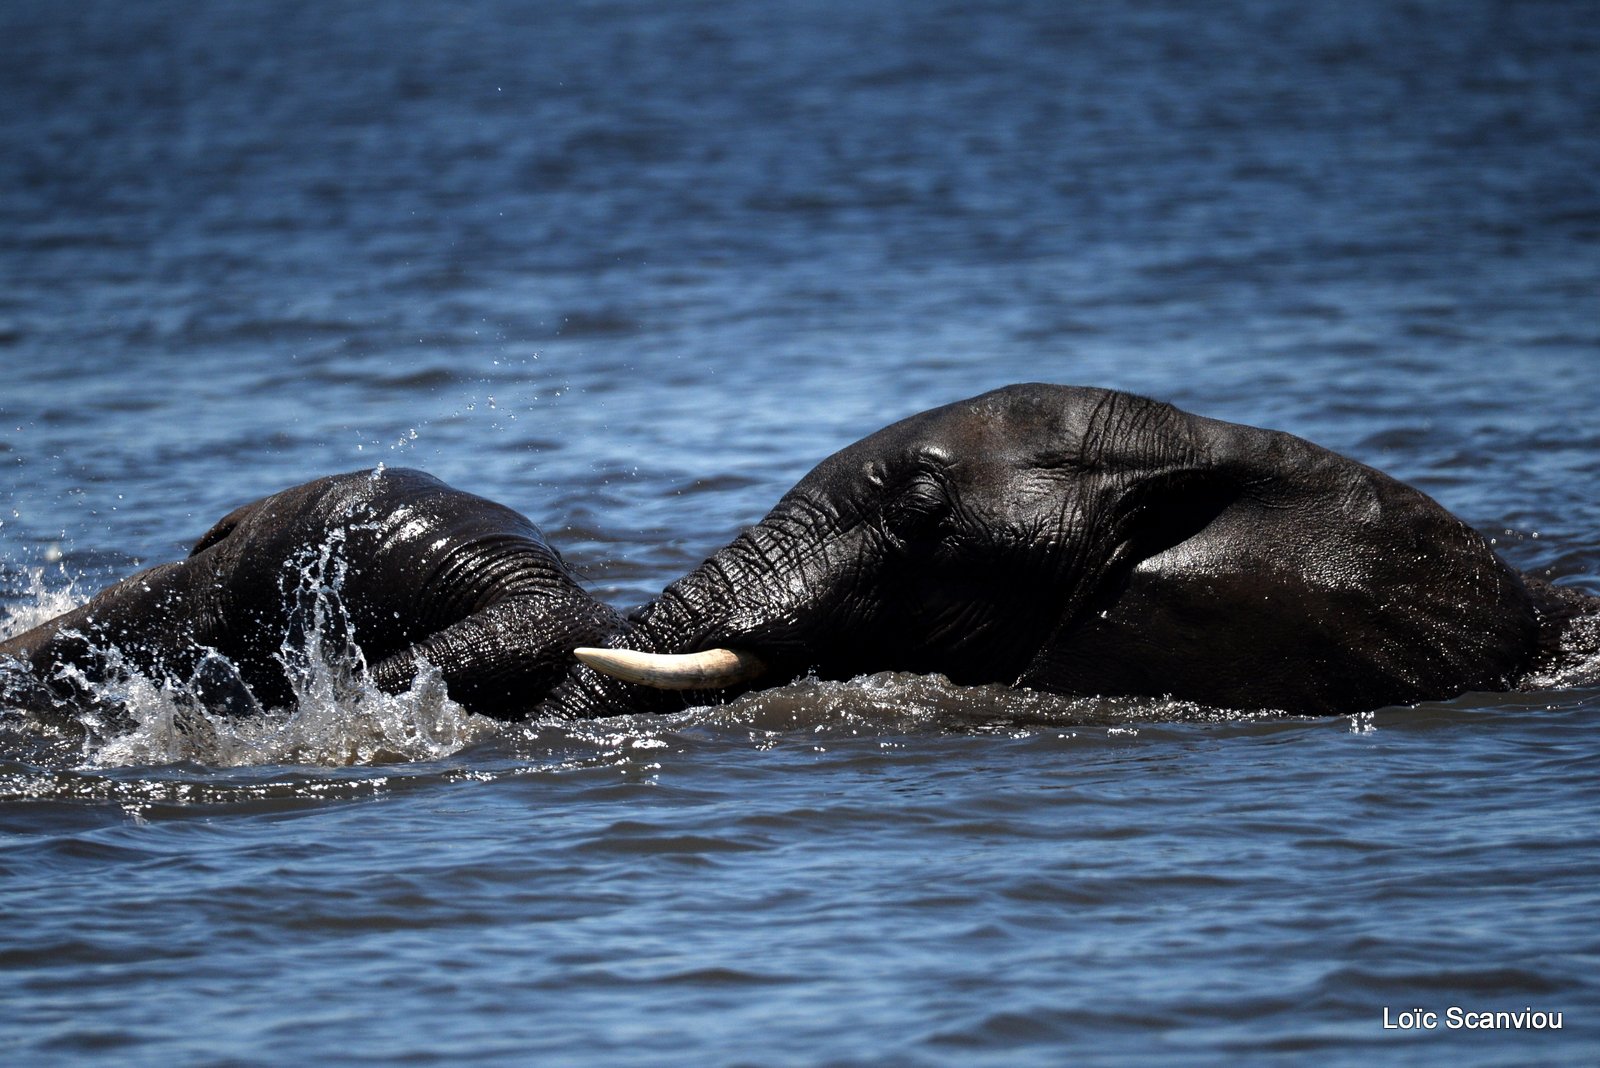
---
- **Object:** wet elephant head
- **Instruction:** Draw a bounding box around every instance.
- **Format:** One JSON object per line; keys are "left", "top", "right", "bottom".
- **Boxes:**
{"left": 574, "top": 384, "right": 1543, "bottom": 715}
{"left": 0, "top": 469, "right": 624, "bottom": 721}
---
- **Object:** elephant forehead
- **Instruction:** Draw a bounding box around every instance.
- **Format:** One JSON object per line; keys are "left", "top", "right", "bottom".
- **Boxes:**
{"left": 932, "top": 384, "right": 1174, "bottom": 467}
{"left": 816, "top": 385, "right": 1184, "bottom": 498}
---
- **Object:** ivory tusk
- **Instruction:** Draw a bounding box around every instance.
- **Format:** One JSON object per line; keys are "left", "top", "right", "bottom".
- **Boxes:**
{"left": 572, "top": 646, "right": 767, "bottom": 690}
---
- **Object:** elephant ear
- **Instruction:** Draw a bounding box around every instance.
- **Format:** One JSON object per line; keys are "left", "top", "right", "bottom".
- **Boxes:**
{"left": 1020, "top": 465, "right": 1242, "bottom": 672}
{"left": 1114, "top": 467, "right": 1240, "bottom": 566}
{"left": 188, "top": 499, "right": 261, "bottom": 556}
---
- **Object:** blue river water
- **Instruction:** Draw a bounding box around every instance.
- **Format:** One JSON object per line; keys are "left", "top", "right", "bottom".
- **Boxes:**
{"left": 2, "top": 1, "right": 1598, "bottom": 1063}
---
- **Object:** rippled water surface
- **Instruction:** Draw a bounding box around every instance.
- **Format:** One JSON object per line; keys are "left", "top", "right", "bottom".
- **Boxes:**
{"left": 3, "top": 0, "right": 1598, "bottom": 1063}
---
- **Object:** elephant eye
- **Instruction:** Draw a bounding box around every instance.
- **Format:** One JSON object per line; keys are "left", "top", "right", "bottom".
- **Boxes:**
{"left": 903, "top": 474, "right": 946, "bottom": 513}
{"left": 880, "top": 473, "right": 948, "bottom": 548}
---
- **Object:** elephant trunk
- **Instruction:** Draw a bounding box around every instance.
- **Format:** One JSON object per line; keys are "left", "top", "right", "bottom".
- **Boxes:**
{"left": 548, "top": 499, "right": 853, "bottom": 715}
{"left": 546, "top": 578, "right": 760, "bottom": 716}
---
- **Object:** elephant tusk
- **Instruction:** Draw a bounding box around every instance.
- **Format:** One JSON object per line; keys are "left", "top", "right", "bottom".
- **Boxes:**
{"left": 572, "top": 646, "right": 767, "bottom": 690}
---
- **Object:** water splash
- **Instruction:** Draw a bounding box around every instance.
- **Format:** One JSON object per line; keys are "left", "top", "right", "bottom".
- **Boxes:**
{"left": 77, "top": 656, "right": 490, "bottom": 769}
{"left": 0, "top": 566, "right": 87, "bottom": 639}
{"left": 504, "top": 672, "right": 1290, "bottom": 772}
{"left": 1522, "top": 607, "right": 1600, "bottom": 691}
{"left": 678, "top": 672, "right": 1277, "bottom": 735}
{"left": 2, "top": 538, "right": 494, "bottom": 770}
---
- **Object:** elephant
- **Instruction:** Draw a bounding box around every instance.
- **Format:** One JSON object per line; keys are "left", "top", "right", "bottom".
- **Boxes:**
{"left": 0, "top": 467, "right": 620, "bottom": 720}
{"left": 2, "top": 384, "right": 1594, "bottom": 723}
{"left": 560, "top": 383, "right": 1594, "bottom": 717}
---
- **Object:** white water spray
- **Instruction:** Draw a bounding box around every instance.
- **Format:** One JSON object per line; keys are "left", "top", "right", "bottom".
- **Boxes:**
{"left": 3, "top": 538, "right": 493, "bottom": 769}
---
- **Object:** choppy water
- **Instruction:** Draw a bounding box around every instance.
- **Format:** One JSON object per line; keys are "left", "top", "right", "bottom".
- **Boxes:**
{"left": 3, "top": 0, "right": 1598, "bottom": 1063}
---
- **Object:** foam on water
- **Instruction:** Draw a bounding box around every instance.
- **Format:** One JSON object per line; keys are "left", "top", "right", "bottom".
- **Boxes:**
{"left": 671, "top": 671, "right": 1287, "bottom": 737}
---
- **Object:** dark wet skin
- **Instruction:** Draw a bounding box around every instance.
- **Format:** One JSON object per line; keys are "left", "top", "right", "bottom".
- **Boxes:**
{"left": 0, "top": 468, "right": 620, "bottom": 720}
{"left": 561, "top": 385, "right": 1594, "bottom": 717}
{"left": 3, "top": 386, "right": 1594, "bottom": 721}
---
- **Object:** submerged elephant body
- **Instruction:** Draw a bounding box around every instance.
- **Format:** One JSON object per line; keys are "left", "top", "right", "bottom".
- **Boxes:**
{"left": 2, "top": 385, "right": 1593, "bottom": 721}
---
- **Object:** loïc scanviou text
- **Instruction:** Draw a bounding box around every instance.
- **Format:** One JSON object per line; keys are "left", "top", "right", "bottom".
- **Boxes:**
{"left": 1383, "top": 1007, "right": 1564, "bottom": 1031}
